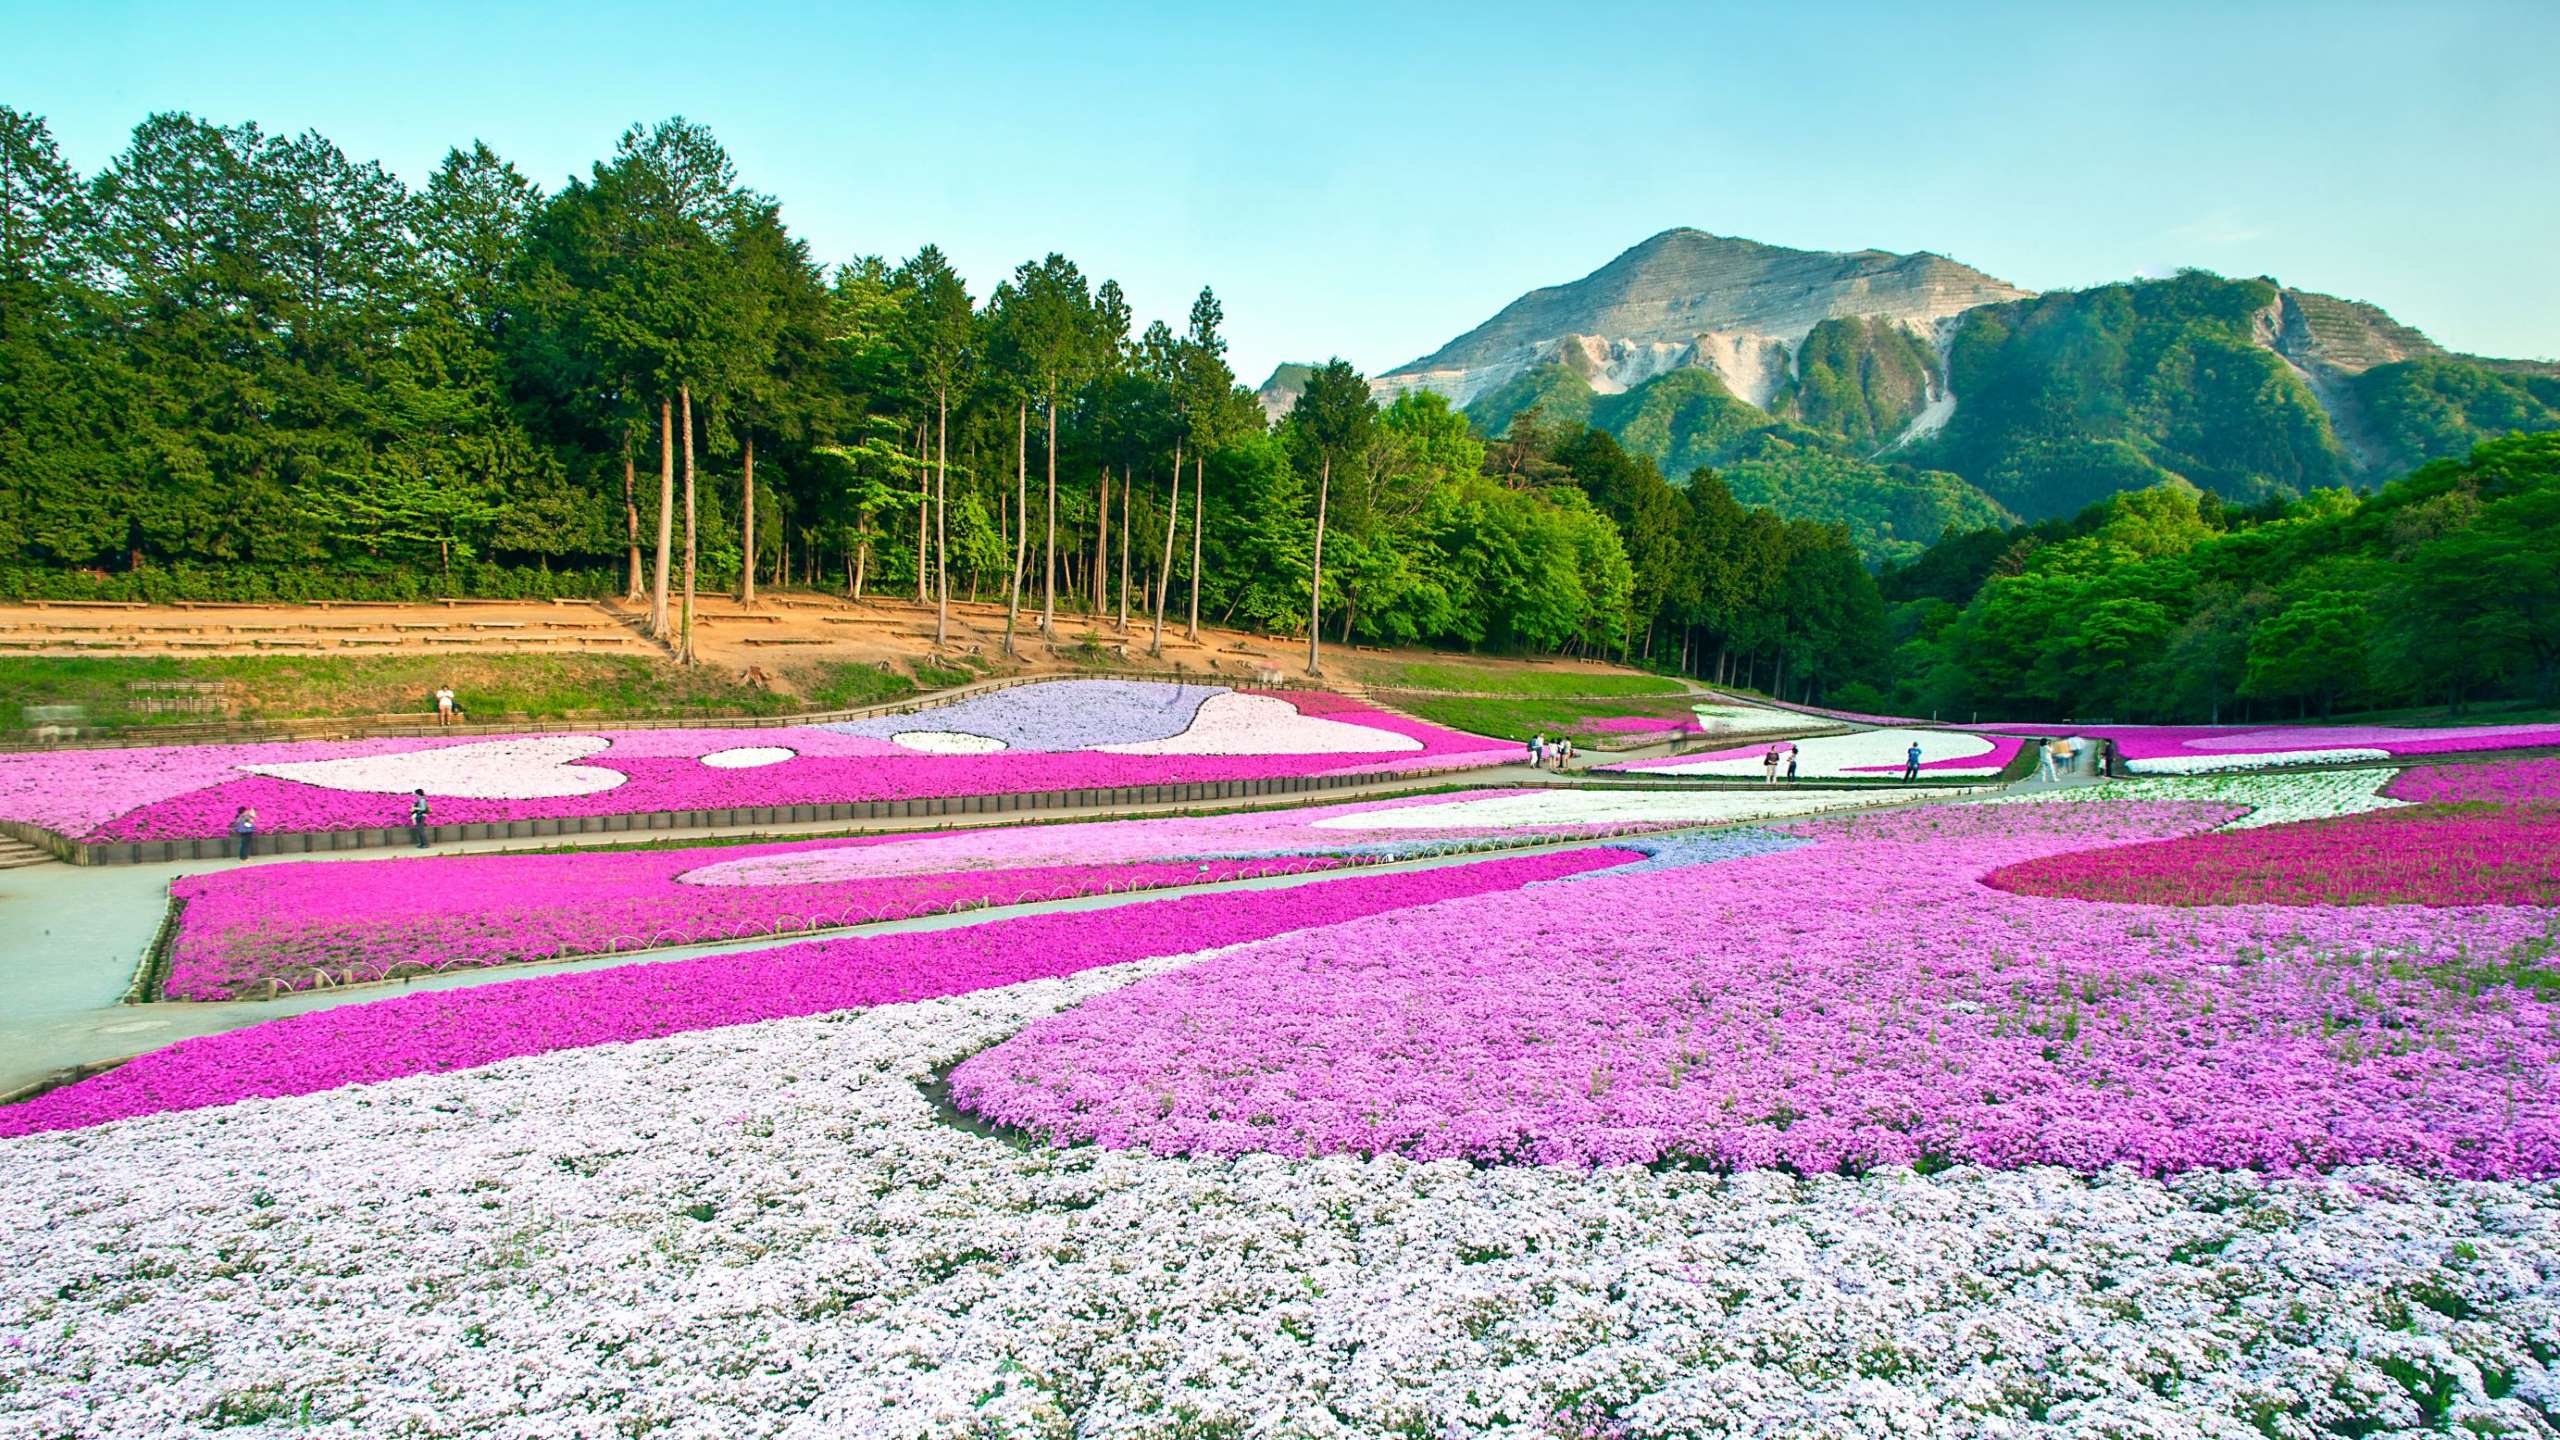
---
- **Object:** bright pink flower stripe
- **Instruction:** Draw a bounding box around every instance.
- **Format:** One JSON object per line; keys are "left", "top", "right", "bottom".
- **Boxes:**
{"left": 164, "top": 853, "right": 1349, "bottom": 1002}
{"left": 1983, "top": 805, "right": 2560, "bottom": 909}
{"left": 952, "top": 802, "right": 2560, "bottom": 1179}
{"left": 2386, "top": 758, "right": 2560, "bottom": 806}
{"left": 0, "top": 848, "right": 1635, "bottom": 1137}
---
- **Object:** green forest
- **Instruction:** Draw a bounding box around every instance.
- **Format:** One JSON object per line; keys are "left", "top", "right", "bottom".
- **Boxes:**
{"left": 1867, "top": 431, "right": 2560, "bottom": 722}
{"left": 0, "top": 107, "right": 1885, "bottom": 681}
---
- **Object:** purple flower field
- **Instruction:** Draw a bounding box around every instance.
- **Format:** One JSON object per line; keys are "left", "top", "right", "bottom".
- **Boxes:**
{"left": 953, "top": 799, "right": 2560, "bottom": 1179}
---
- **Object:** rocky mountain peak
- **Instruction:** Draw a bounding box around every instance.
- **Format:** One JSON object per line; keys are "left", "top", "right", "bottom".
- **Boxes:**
{"left": 1368, "top": 229, "right": 2031, "bottom": 410}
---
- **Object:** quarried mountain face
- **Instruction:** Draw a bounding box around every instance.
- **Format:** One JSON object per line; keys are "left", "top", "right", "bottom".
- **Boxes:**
{"left": 1371, "top": 228, "right": 2032, "bottom": 409}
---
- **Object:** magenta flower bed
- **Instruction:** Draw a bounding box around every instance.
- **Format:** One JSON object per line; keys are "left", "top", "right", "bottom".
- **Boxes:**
{"left": 1969, "top": 720, "right": 2560, "bottom": 768}
{"left": 159, "top": 787, "right": 1690, "bottom": 1000}
{"left": 0, "top": 681, "right": 1517, "bottom": 842}
{"left": 2386, "top": 757, "right": 2560, "bottom": 806}
{"left": 164, "top": 853, "right": 1347, "bottom": 1001}
{"left": 2, "top": 848, "right": 1636, "bottom": 1137}
{"left": 1983, "top": 805, "right": 2560, "bottom": 909}
{"left": 952, "top": 801, "right": 2560, "bottom": 1179}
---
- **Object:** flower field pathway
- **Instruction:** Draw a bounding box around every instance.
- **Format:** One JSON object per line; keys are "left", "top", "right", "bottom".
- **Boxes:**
{"left": 0, "top": 815, "right": 1637, "bottom": 1099}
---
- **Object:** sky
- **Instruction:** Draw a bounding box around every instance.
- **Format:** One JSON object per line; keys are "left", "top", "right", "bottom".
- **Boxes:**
{"left": 6, "top": 0, "right": 2555, "bottom": 385}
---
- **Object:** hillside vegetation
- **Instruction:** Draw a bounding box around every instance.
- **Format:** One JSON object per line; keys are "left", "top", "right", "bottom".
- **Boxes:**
{"left": 1869, "top": 430, "right": 2560, "bottom": 723}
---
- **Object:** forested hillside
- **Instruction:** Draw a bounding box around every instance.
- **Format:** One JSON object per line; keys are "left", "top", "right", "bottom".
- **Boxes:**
{"left": 1867, "top": 431, "right": 2560, "bottom": 723}
{"left": 1462, "top": 358, "right": 2008, "bottom": 567}
{"left": 0, "top": 106, "right": 1892, "bottom": 694}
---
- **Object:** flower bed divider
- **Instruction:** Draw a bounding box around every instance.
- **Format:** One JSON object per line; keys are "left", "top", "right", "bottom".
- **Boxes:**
{"left": 36, "top": 760, "right": 1511, "bottom": 866}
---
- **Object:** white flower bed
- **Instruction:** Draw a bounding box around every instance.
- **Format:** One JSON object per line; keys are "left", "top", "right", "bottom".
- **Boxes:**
{"left": 1689, "top": 700, "right": 1824, "bottom": 737}
{"left": 1097, "top": 693, "right": 1423, "bottom": 756}
{"left": 888, "top": 728, "right": 1011, "bottom": 754}
{"left": 1647, "top": 727, "right": 2003, "bottom": 779}
{"left": 1310, "top": 787, "right": 1932, "bottom": 831}
{"left": 2125, "top": 747, "right": 2394, "bottom": 775}
{"left": 1995, "top": 768, "right": 2407, "bottom": 831}
{"left": 699, "top": 746, "right": 797, "bottom": 769}
{"left": 8, "top": 954, "right": 2555, "bottom": 1439}
{"left": 239, "top": 735, "right": 627, "bottom": 799}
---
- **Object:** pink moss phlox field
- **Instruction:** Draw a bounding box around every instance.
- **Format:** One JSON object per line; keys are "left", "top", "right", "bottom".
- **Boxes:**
{"left": 2386, "top": 757, "right": 2560, "bottom": 806}
{"left": 163, "top": 854, "right": 1347, "bottom": 1001}
{"left": 952, "top": 801, "right": 2560, "bottom": 1179}
{"left": 1984, "top": 805, "right": 2560, "bottom": 909}
{"left": 0, "top": 682, "right": 1517, "bottom": 842}
{"left": 160, "top": 788, "right": 1687, "bottom": 999}
{"left": 2, "top": 848, "right": 1634, "bottom": 1136}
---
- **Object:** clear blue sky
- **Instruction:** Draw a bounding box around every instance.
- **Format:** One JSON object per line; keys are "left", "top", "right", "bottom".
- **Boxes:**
{"left": 6, "top": 0, "right": 2554, "bottom": 383}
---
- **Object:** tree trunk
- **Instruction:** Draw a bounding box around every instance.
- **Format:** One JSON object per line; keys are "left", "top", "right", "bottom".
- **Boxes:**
{"left": 680, "top": 386, "right": 698, "bottom": 666}
{"left": 934, "top": 388, "right": 949, "bottom": 651}
{"left": 1005, "top": 404, "right": 1027, "bottom": 656}
{"left": 651, "top": 398, "right": 674, "bottom": 640}
{"left": 1041, "top": 399, "right": 1058, "bottom": 634}
{"left": 1151, "top": 441, "right": 1182, "bottom": 658}
{"left": 739, "top": 437, "right": 756, "bottom": 605}
{"left": 1092, "top": 466, "right": 1110, "bottom": 619}
{"left": 1117, "top": 466, "right": 1132, "bottom": 633}
{"left": 853, "top": 511, "right": 869, "bottom": 599}
{"left": 1307, "top": 455, "right": 1330, "bottom": 675}
{"left": 1186, "top": 451, "right": 1203, "bottom": 640}
{"left": 623, "top": 444, "right": 643, "bottom": 601}
{"left": 914, "top": 427, "right": 929, "bottom": 605}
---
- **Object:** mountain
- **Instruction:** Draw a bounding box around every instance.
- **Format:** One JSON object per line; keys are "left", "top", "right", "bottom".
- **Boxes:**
{"left": 1255, "top": 230, "right": 2558, "bottom": 559}
{"left": 1369, "top": 228, "right": 2030, "bottom": 411}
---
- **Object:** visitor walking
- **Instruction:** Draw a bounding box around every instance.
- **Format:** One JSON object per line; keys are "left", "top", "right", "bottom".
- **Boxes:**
{"left": 409, "top": 789, "right": 431, "bottom": 849}
{"left": 1903, "top": 741, "right": 1923, "bottom": 782}
{"left": 1529, "top": 733, "right": 1546, "bottom": 768}
{"left": 230, "top": 805, "right": 257, "bottom": 861}
{"left": 2038, "top": 740, "right": 2061, "bottom": 783}
{"left": 1556, "top": 738, "right": 1573, "bottom": 771}
{"left": 1785, "top": 747, "right": 1799, "bottom": 783}
{"left": 1762, "top": 746, "right": 1781, "bottom": 784}
{"left": 434, "top": 685, "right": 457, "bottom": 728}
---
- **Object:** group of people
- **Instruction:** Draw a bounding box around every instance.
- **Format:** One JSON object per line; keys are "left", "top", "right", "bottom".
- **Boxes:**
{"left": 1526, "top": 733, "right": 1574, "bottom": 771}
{"left": 230, "top": 787, "right": 436, "bottom": 861}
{"left": 1759, "top": 745, "right": 1801, "bottom": 783}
